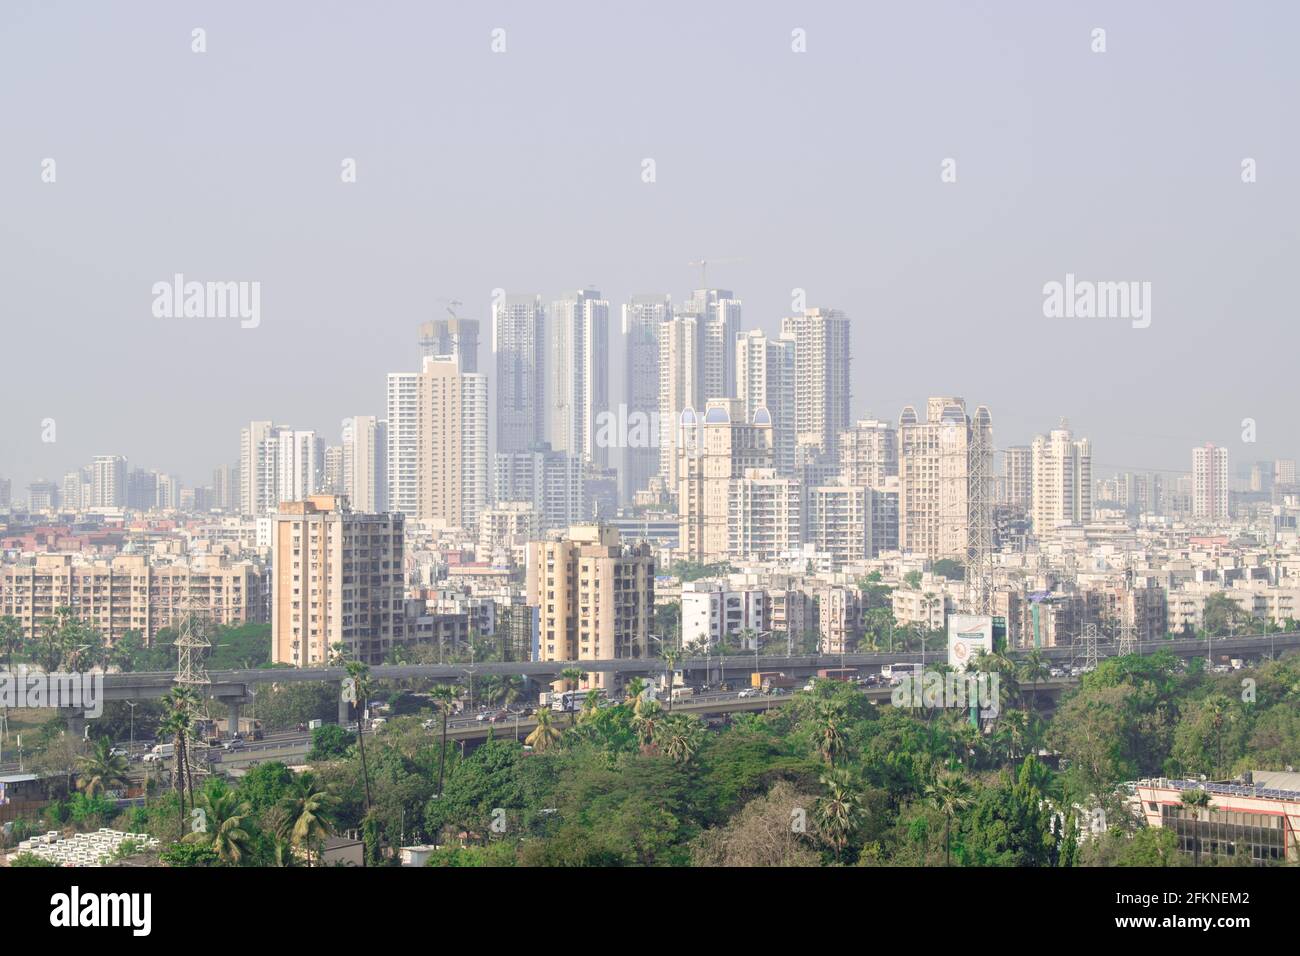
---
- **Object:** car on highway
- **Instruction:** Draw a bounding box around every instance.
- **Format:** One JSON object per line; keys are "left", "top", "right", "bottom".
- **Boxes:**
{"left": 222, "top": 738, "right": 244, "bottom": 751}
{"left": 737, "top": 688, "right": 759, "bottom": 698}
{"left": 109, "top": 746, "right": 129, "bottom": 758}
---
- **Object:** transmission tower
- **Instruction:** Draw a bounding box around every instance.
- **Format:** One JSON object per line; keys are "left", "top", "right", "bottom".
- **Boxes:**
{"left": 1115, "top": 623, "right": 1137, "bottom": 657}
{"left": 965, "top": 405, "right": 995, "bottom": 615}
{"left": 1074, "top": 623, "right": 1101, "bottom": 671}
{"left": 173, "top": 592, "right": 212, "bottom": 688}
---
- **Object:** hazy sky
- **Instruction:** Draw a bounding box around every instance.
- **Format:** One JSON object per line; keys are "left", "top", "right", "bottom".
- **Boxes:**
{"left": 2, "top": 1, "right": 1296, "bottom": 492}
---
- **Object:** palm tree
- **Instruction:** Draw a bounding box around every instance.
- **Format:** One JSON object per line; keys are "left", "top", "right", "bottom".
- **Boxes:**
{"left": 654, "top": 713, "right": 706, "bottom": 764}
{"left": 76, "top": 737, "right": 130, "bottom": 799}
{"left": 631, "top": 696, "right": 664, "bottom": 751}
{"left": 558, "top": 667, "right": 585, "bottom": 730}
{"left": 0, "top": 614, "right": 24, "bottom": 673}
{"left": 524, "top": 707, "right": 562, "bottom": 753}
{"left": 184, "top": 780, "right": 253, "bottom": 865}
{"left": 1180, "top": 788, "right": 1213, "bottom": 867}
{"left": 430, "top": 683, "right": 462, "bottom": 798}
{"left": 333, "top": 649, "right": 373, "bottom": 814}
{"left": 661, "top": 648, "right": 681, "bottom": 712}
{"left": 161, "top": 685, "right": 199, "bottom": 828}
{"left": 279, "top": 771, "right": 337, "bottom": 867}
{"left": 579, "top": 688, "right": 604, "bottom": 724}
{"left": 1017, "top": 648, "right": 1050, "bottom": 717}
{"left": 813, "top": 700, "right": 847, "bottom": 766}
{"left": 925, "top": 771, "right": 975, "bottom": 866}
{"left": 623, "top": 677, "right": 647, "bottom": 705}
{"left": 815, "top": 768, "right": 862, "bottom": 861}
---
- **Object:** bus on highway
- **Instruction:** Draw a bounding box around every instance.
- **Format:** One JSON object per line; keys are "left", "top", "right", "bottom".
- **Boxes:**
{"left": 551, "top": 689, "right": 600, "bottom": 713}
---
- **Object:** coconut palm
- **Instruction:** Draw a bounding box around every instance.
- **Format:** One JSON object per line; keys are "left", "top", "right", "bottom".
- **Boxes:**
{"left": 1180, "top": 788, "right": 1213, "bottom": 867}
{"left": 631, "top": 696, "right": 664, "bottom": 751}
{"left": 430, "top": 683, "right": 463, "bottom": 798}
{"left": 76, "top": 737, "right": 129, "bottom": 799}
{"left": 332, "top": 649, "right": 373, "bottom": 813}
{"left": 579, "top": 688, "right": 604, "bottom": 723}
{"left": 524, "top": 707, "right": 562, "bottom": 753}
{"left": 925, "top": 771, "right": 975, "bottom": 866}
{"left": 278, "top": 771, "right": 337, "bottom": 867}
{"left": 623, "top": 677, "right": 647, "bottom": 705}
{"left": 654, "top": 713, "right": 706, "bottom": 765}
{"left": 660, "top": 649, "right": 681, "bottom": 713}
{"left": 815, "top": 768, "right": 862, "bottom": 861}
{"left": 184, "top": 779, "right": 254, "bottom": 865}
{"left": 161, "top": 685, "right": 200, "bottom": 825}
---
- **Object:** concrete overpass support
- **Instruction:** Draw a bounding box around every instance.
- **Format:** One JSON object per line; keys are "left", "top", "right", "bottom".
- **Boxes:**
{"left": 227, "top": 699, "right": 241, "bottom": 738}
{"left": 339, "top": 683, "right": 351, "bottom": 726}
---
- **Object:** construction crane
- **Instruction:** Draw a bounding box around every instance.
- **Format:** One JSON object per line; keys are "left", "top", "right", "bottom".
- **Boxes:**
{"left": 687, "top": 257, "right": 743, "bottom": 288}
{"left": 436, "top": 297, "right": 464, "bottom": 320}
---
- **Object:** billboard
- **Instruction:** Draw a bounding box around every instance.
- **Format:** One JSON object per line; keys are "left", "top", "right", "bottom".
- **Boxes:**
{"left": 947, "top": 614, "right": 993, "bottom": 671}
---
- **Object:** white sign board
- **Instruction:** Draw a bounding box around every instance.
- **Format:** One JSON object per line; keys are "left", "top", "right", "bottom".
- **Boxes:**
{"left": 947, "top": 614, "right": 993, "bottom": 672}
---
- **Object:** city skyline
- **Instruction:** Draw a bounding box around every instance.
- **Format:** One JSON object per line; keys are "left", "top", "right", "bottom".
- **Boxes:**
{"left": 3, "top": 2, "right": 1297, "bottom": 490}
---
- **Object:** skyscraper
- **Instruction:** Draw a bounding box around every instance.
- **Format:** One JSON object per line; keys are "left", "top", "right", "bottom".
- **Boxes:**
{"left": 341, "top": 415, "right": 386, "bottom": 513}
{"left": 276, "top": 430, "right": 325, "bottom": 504}
{"left": 90, "top": 455, "right": 128, "bottom": 508}
{"left": 1192, "top": 443, "right": 1229, "bottom": 520}
{"left": 419, "top": 316, "right": 480, "bottom": 372}
{"left": 549, "top": 288, "right": 609, "bottom": 465}
{"left": 676, "top": 398, "right": 774, "bottom": 562}
{"left": 240, "top": 420, "right": 288, "bottom": 515}
{"left": 736, "top": 329, "right": 797, "bottom": 478}
{"left": 1030, "top": 424, "right": 1092, "bottom": 538}
{"left": 1002, "top": 445, "right": 1033, "bottom": 512}
{"left": 897, "top": 397, "right": 992, "bottom": 560}
{"left": 622, "top": 294, "right": 671, "bottom": 500}
{"left": 492, "top": 294, "right": 546, "bottom": 453}
{"left": 386, "top": 355, "right": 489, "bottom": 528}
{"left": 838, "top": 417, "right": 898, "bottom": 488}
{"left": 687, "top": 289, "right": 742, "bottom": 403}
{"left": 657, "top": 311, "right": 704, "bottom": 489}
{"left": 780, "top": 307, "right": 852, "bottom": 462}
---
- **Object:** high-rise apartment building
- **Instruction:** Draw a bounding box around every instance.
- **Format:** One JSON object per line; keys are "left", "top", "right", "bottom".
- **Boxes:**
{"left": 341, "top": 415, "right": 386, "bottom": 513}
{"left": 736, "top": 329, "right": 797, "bottom": 477}
{"left": 657, "top": 312, "right": 704, "bottom": 489}
{"left": 526, "top": 524, "right": 655, "bottom": 690}
{"left": 492, "top": 294, "right": 546, "bottom": 454}
{"left": 493, "top": 444, "right": 583, "bottom": 531}
{"left": 677, "top": 398, "right": 774, "bottom": 562}
{"left": 549, "top": 288, "right": 609, "bottom": 465}
{"left": 1192, "top": 443, "right": 1229, "bottom": 520}
{"left": 277, "top": 430, "right": 325, "bottom": 504}
{"left": 1030, "top": 424, "right": 1092, "bottom": 538}
{"left": 897, "top": 397, "right": 993, "bottom": 560}
{"left": 27, "top": 480, "right": 58, "bottom": 512}
{"left": 687, "top": 289, "right": 742, "bottom": 403}
{"left": 1002, "top": 445, "right": 1033, "bottom": 512}
{"left": 622, "top": 294, "right": 671, "bottom": 500}
{"left": 240, "top": 420, "right": 289, "bottom": 515}
{"left": 780, "top": 307, "right": 851, "bottom": 461}
{"left": 728, "top": 468, "right": 802, "bottom": 562}
{"left": 90, "top": 455, "right": 128, "bottom": 509}
{"left": 386, "top": 355, "right": 489, "bottom": 528}
{"left": 419, "top": 316, "right": 480, "bottom": 372}
{"left": 1, "top": 553, "right": 266, "bottom": 644}
{"left": 270, "top": 494, "right": 405, "bottom": 666}
{"left": 838, "top": 417, "right": 898, "bottom": 488}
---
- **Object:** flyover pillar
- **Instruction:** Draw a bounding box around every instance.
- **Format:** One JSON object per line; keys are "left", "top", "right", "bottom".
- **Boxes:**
{"left": 339, "top": 684, "right": 351, "bottom": 726}
{"left": 227, "top": 699, "right": 241, "bottom": 738}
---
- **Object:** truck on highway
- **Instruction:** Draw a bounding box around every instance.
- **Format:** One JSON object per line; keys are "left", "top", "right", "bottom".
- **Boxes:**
{"left": 818, "top": 667, "right": 859, "bottom": 682}
{"left": 753, "top": 672, "right": 798, "bottom": 693}
{"left": 143, "top": 743, "right": 175, "bottom": 763}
